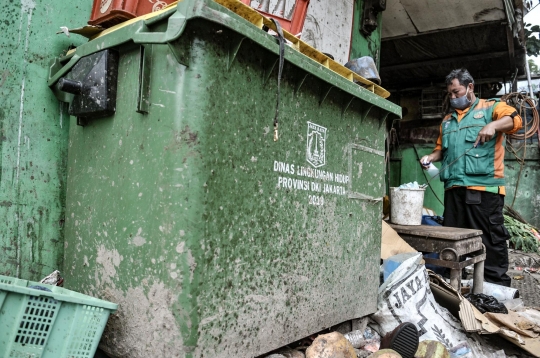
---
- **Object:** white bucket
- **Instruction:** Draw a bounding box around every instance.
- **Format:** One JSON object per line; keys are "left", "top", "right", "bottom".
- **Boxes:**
{"left": 389, "top": 187, "right": 426, "bottom": 225}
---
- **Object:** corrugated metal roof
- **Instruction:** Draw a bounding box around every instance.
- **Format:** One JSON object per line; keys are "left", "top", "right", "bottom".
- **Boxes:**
{"left": 379, "top": 0, "right": 527, "bottom": 90}
{"left": 382, "top": 0, "right": 507, "bottom": 39}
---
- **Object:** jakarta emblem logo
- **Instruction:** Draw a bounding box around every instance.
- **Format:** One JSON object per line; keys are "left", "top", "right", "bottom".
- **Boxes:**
{"left": 306, "top": 122, "right": 327, "bottom": 168}
{"left": 100, "top": 0, "right": 113, "bottom": 13}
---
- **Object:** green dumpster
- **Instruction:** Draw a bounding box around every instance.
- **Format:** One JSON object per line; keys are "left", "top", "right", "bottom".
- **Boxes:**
{"left": 48, "top": 0, "right": 401, "bottom": 357}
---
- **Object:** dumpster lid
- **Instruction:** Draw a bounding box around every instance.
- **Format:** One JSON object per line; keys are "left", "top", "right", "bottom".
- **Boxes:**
{"left": 48, "top": 0, "right": 401, "bottom": 118}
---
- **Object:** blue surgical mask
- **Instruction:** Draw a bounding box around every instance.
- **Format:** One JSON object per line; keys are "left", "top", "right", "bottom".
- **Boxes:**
{"left": 450, "top": 87, "right": 472, "bottom": 110}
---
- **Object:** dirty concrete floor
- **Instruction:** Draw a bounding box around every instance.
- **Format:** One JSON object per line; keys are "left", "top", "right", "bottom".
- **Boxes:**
{"left": 484, "top": 249, "right": 540, "bottom": 358}
{"left": 508, "top": 249, "right": 540, "bottom": 308}
{"left": 96, "top": 250, "right": 540, "bottom": 358}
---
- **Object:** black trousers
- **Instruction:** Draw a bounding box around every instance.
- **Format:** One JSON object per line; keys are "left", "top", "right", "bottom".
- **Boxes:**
{"left": 443, "top": 187, "right": 511, "bottom": 287}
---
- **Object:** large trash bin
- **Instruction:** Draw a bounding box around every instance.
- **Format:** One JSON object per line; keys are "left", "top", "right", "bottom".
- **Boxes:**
{"left": 48, "top": 1, "right": 401, "bottom": 357}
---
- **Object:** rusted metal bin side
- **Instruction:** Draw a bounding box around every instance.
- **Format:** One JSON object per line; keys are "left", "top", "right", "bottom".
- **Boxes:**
{"left": 48, "top": 0, "right": 401, "bottom": 357}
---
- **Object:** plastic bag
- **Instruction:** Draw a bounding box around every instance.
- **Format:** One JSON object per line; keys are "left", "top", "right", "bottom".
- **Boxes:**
{"left": 463, "top": 293, "right": 508, "bottom": 314}
{"left": 344, "top": 327, "right": 380, "bottom": 351}
{"left": 398, "top": 181, "right": 420, "bottom": 189}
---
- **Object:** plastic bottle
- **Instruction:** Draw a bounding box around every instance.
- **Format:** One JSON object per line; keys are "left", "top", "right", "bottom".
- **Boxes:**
{"left": 425, "top": 163, "right": 439, "bottom": 178}
{"left": 344, "top": 330, "right": 365, "bottom": 348}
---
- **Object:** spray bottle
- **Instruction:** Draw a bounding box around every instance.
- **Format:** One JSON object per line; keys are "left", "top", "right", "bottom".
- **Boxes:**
{"left": 421, "top": 160, "right": 440, "bottom": 179}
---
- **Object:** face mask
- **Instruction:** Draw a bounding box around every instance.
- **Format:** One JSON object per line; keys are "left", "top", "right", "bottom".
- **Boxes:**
{"left": 449, "top": 86, "right": 472, "bottom": 110}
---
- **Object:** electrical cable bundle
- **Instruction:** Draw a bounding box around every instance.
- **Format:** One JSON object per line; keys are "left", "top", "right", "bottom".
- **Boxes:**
{"left": 501, "top": 92, "right": 539, "bottom": 141}
{"left": 501, "top": 92, "right": 539, "bottom": 208}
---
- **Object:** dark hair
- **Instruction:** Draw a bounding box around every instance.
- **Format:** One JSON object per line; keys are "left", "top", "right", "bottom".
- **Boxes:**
{"left": 445, "top": 69, "right": 474, "bottom": 87}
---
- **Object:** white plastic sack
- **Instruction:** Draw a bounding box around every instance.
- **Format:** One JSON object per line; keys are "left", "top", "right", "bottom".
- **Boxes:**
{"left": 371, "top": 253, "right": 467, "bottom": 349}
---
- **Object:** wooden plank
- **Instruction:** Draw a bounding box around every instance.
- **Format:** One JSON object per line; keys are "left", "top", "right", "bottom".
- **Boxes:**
{"left": 399, "top": 235, "right": 483, "bottom": 256}
{"left": 388, "top": 223, "right": 482, "bottom": 240}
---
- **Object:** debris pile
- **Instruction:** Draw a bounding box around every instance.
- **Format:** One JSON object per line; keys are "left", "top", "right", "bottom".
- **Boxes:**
{"left": 262, "top": 222, "right": 540, "bottom": 358}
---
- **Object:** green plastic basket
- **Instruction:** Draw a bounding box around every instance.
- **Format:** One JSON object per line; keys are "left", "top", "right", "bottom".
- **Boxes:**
{"left": 0, "top": 274, "right": 117, "bottom": 358}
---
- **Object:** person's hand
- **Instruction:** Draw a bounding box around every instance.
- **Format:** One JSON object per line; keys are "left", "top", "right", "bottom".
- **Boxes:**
{"left": 419, "top": 155, "right": 432, "bottom": 169}
{"left": 474, "top": 123, "right": 496, "bottom": 147}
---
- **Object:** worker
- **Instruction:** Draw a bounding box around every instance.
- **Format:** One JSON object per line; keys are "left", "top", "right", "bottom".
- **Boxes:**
{"left": 420, "top": 69, "right": 522, "bottom": 287}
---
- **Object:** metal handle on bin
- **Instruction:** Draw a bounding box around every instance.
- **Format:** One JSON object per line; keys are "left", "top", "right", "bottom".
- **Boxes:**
{"left": 58, "top": 78, "right": 84, "bottom": 95}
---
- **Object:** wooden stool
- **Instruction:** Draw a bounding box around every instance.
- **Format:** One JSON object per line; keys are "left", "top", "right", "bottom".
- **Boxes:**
{"left": 388, "top": 224, "right": 485, "bottom": 294}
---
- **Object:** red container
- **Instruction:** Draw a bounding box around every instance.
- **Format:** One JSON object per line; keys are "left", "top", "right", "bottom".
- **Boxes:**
{"left": 241, "top": 0, "right": 310, "bottom": 35}
{"left": 89, "top": 0, "right": 175, "bottom": 27}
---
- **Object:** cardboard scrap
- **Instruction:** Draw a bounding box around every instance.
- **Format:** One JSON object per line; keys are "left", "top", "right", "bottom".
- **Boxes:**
{"left": 517, "top": 309, "right": 540, "bottom": 327}
{"left": 469, "top": 305, "right": 500, "bottom": 334}
{"left": 498, "top": 329, "right": 540, "bottom": 357}
{"left": 485, "top": 311, "right": 539, "bottom": 338}
{"left": 428, "top": 271, "right": 540, "bottom": 357}
{"left": 380, "top": 221, "right": 417, "bottom": 259}
{"left": 500, "top": 328, "right": 526, "bottom": 345}
{"left": 428, "top": 272, "right": 499, "bottom": 333}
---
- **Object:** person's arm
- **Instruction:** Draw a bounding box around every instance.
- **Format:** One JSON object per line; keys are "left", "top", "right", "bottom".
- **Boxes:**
{"left": 474, "top": 115, "right": 514, "bottom": 146}
{"left": 475, "top": 102, "right": 523, "bottom": 146}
